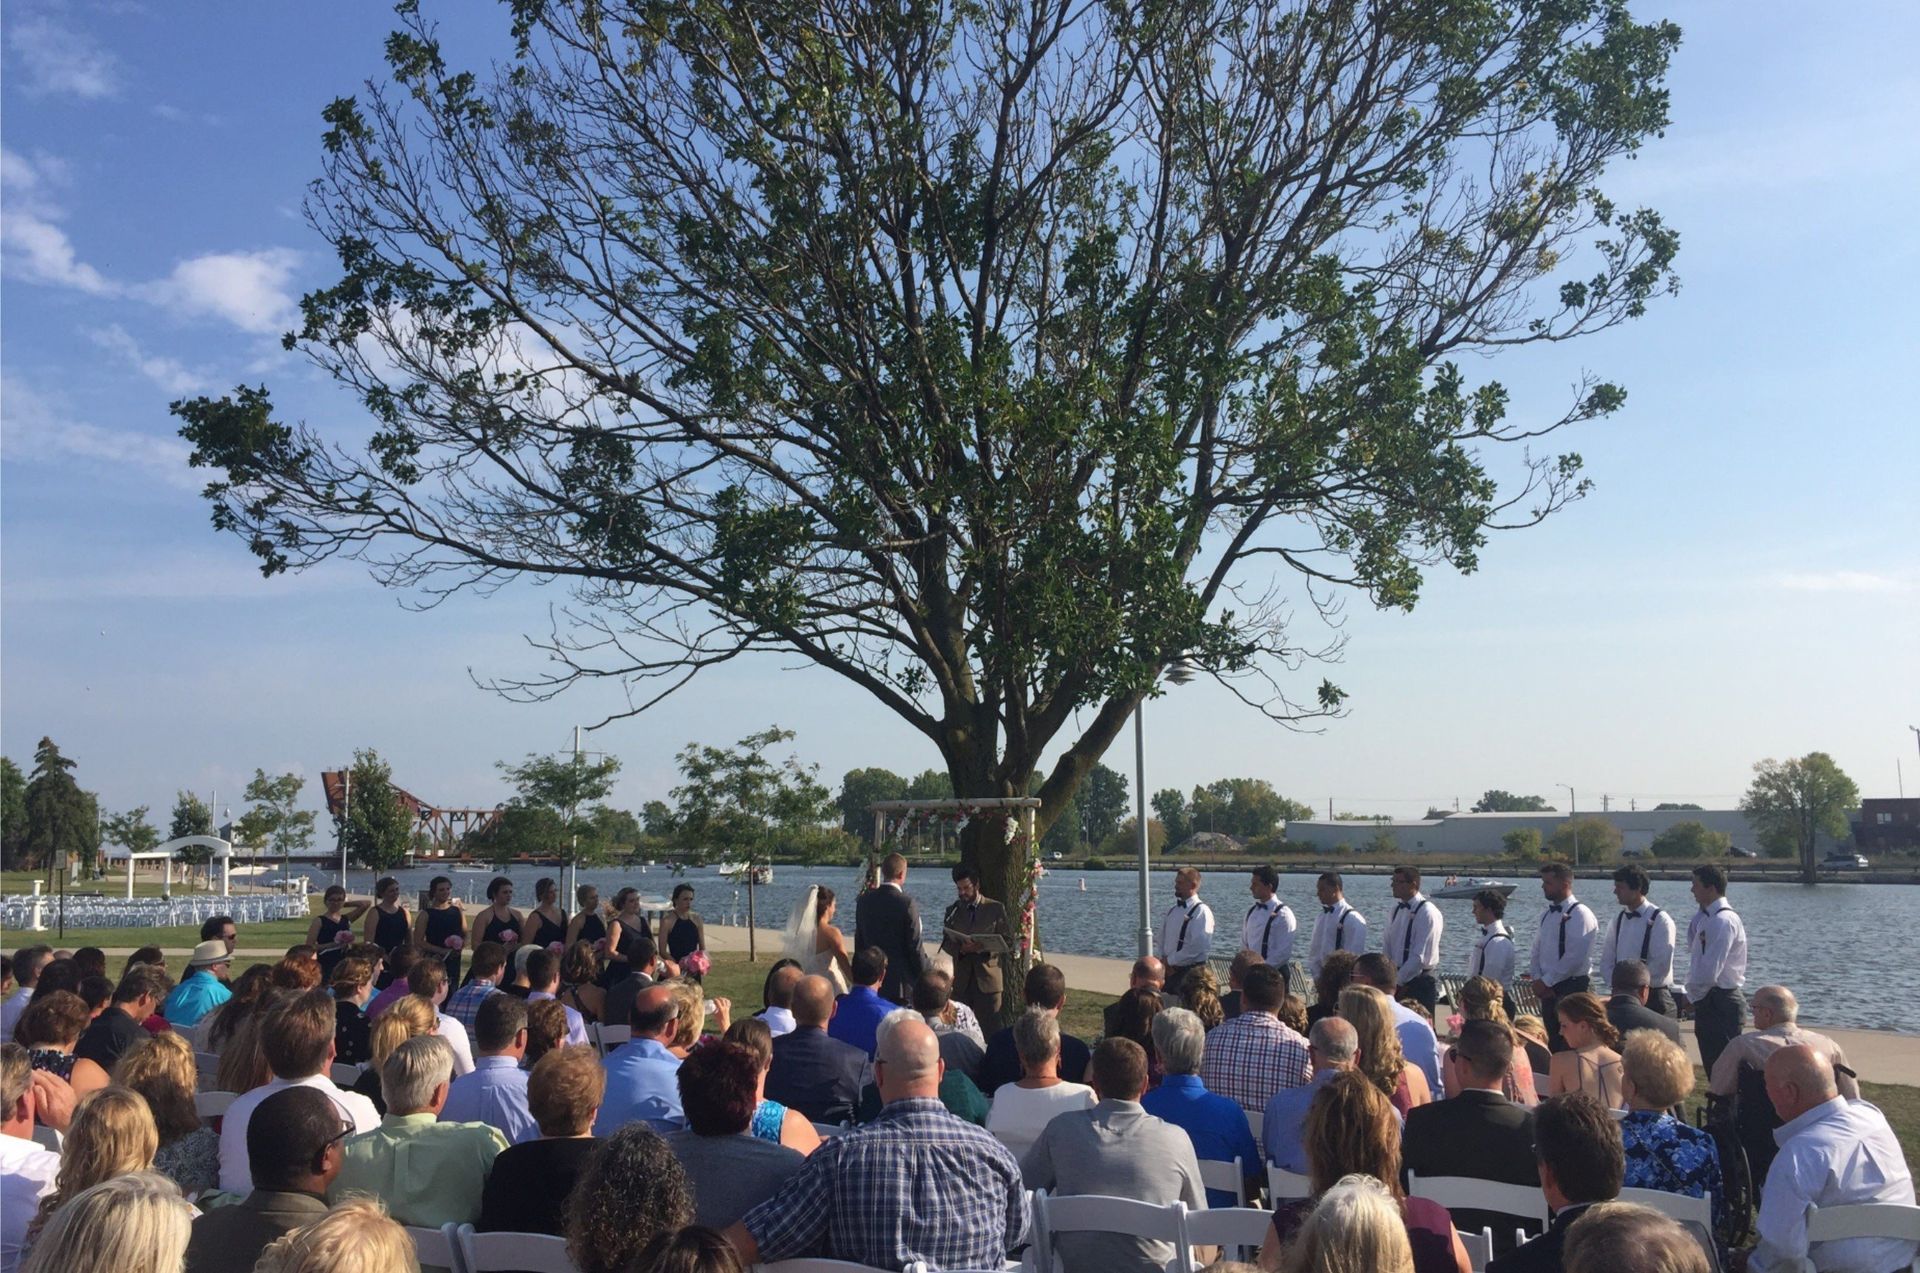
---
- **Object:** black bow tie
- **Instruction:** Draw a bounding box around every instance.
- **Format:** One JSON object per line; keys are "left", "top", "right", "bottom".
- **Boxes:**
{"left": 1549, "top": 903, "right": 1565, "bottom": 913}
{"left": 1323, "top": 905, "right": 1336, "bottom": 914}
{"left": 1396, "top": 901, "right": 1410, "bottom": 911}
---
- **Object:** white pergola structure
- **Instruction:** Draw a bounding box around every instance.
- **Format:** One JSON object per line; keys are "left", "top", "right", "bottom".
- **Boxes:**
{"left": 867, "top": 796, "right": 1043, "bottom": 966}
{"left": 103, "top": 835, "right": 235, "bottom": 897}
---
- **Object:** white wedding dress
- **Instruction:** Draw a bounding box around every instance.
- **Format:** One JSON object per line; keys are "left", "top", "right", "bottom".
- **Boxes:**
{"left": 785, "top": 886, "right": 850, "bottom": 993}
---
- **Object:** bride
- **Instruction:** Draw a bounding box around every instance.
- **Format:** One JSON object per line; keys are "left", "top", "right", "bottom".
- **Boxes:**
{"left": 783, "top": 885, "right": 852, "bottom": 994}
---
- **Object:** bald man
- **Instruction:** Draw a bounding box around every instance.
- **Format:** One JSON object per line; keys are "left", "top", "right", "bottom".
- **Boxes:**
{"left": 594, "top": 984, "right": 686, "bottom": 1134}
{"left": 1748, "top": 1045, "right": 1915, "bottom": 1273}
{"left": 1707, "top": 985, "right": 1858, "bottom": 1099}
{"left": 1103, "top": 956, "right": 1170, "bottom": 1038}
{"left": 729, "top": 1012, "right": 1028, "bottom": 1271}
{"left": 764, "top": 974, "right": 869, "bottom": 1126}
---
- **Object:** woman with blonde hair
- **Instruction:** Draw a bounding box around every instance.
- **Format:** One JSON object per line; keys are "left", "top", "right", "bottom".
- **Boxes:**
{"left": 26, "top": 1086, "right": 160, "bottom": 1242}
{"left": 1617, "top": 1031, "right": 1725, "bottom": 1233}
{"left": 1441, "top": 977, "right": 1538, "bottom": 1106}
{"left": 255, "top": 1197, "right": 421, "bottom": 1273}
{"left": 19, "top": 1171, "right": 192, "bottom": 1273}
{"left": 1182, "top": 965, "right": 1226, "bottom": 1031}
{"left": 665, "top": 979, "right": 730, "bottom": 1058}
{"left": 1257, "top": 1074, "right": 1467, "bottom": 1273}
{"left": 1548, "top": 992, "right": 1624, "bottom": 1107}
{"left": 114, "top": 1032, "right": 220, "bottom": 1198}
{"left": 1338, "top": 985, "right": 1431, "bottom": 1114}
{"left": 1270, "top": 1174, "right": 1415, "bottom": 1273}
{"left": 352, "top": 994, "right": 438, "bottom": 1113}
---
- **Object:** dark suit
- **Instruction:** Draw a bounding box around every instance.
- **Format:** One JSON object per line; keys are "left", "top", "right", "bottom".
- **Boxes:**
{"left": 765, "top": 1025, "right": 869, "bottom": 1126}
{"left": 1485, "top": 1201, "right": 1599, "bottom": 1273}
{"left": 939, "top": 894, "right": 1012, "bottom": 1026}
{"left": 1606, "top": 992, "right": 1682, "bottom": 1046}
{"left": 855, "top": 881, "right": 930, "bottom": 1004}
{"left": 978, "top": 1023, "right": 1091, "bottom": 1095}
{"left": 185, "top": 1189, "right": 329, "bottom": 1273}
{"left": 1402, "top": 1089, "right": 1541, "bottom": 1253}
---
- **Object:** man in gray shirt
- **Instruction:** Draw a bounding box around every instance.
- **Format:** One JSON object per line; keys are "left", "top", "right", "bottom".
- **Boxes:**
{"left": 1021, "top": 1037, "right": 1205, "bottom": 1273}
{"left": 664, "top": 1036, "right": 805, "bottom": 1229}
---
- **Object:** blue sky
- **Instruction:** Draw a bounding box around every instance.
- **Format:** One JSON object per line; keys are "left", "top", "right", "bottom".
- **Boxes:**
{"left": 3, "top": 1, "right": 1916, "bottom": 829}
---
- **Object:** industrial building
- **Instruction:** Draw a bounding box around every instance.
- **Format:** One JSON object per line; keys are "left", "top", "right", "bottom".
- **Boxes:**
{"left": 1280, "top": 808, "right": 1849, "bottom": 858}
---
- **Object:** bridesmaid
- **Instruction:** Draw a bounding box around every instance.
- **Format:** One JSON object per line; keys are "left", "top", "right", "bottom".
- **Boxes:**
{"left": 361, "top": 876, "right": 413, "bottom": 984}
{"left": 603, "top": 887, "right": 654, "bottom": 984}
{"left": 658, "top": 884, "right": 707, "bottom": 979}
{"left": 565, "top": 884, "right": 606, "bottom": 951}
{"left": 525, "top": 877, "right": 569, "bottom": 949}
{"left": 478, "top": 877, "right": 524, "bottom": 951}
{"left": 308, "top": 885, "right": 371, "bottom": 983}
{"left": 413, "top": 875, "right": 469, "bottom": 985}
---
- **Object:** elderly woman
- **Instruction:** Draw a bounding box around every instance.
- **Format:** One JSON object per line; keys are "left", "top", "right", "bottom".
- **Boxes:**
{"left": 1618, "top": 1030, "right": 1727, "bottom": 1233}
{"left": 1442, "top": 977, "right": 1538, "bottom": 1106}
{"left": 1139, "top": 1007, "right": 1260, "bottom": 1207}
{"left": 985, "top": 1008, "right": 1095, "bottom": 1159}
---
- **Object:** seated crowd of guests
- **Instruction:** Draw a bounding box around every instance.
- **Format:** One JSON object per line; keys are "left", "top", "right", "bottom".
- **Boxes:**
{"left": 1, "top": 915, "right": 1913, "bottom": 1273}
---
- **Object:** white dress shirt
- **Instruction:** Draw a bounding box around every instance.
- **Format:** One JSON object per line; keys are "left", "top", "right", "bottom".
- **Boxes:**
{"left": 1684, "top": 898, "right": 1748, "bottom": 997}
{"left": 437, "top": 1010, "right": 476, "bottom": 1075}
{"left": 1307, "top": 901, "right": 1367, "bottom": 977}
{"left": 1529, "top": 894, "right": 1598, "bottom": 986}
{"left": 1242, "top": 898, "right": 1297, "bottom": 968}
{"left": 1160, "top": 897, "right": 1215, "bottom": 969}
{"left": 527, "top": 989, "right": 590, "bottom": 1047}
{"left": 757, "top": 1005, "right": 797, "bottom": 1037}
{"left": 1468, "top": 922, "right": 1516, "bottom": 985}
{"left": 1383, "top": 893, "right": 1443, "bottom": 984}
{"left": 1749, "top": 1097, "right": 1917, "bottom": 1273}
{"left": 1387, "top": 997, "right": 1443, "bottom": 1092}
{"left": 218, "top": 1072, "right": 381, "bottom": 1194}
{"left": 0, "top": 1132, "right": 60, "bottom": 1273}
{"left": 1599, "top": 900, "right": 1676, "bottom": 988}
{"left": 0, "top": 990, "right": 33, "bottom": 1045}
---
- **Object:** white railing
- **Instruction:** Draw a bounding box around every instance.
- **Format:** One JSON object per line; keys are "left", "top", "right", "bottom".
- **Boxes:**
{"left": 0, "top": 892, "right": 308, "bottom": 931}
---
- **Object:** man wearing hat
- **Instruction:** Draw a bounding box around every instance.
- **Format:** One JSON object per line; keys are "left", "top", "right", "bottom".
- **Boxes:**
{"left": 163, "top": 940, "right": 234, "bottom": 1029}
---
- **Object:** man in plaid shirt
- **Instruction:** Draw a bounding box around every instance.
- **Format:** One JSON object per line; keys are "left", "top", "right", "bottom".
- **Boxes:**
{"left": 444, "top": 941, "right": 507, "bottom": 1037}
{"left": 1199, "top": 964, "right": 1310, "bottom": 1113}
{"left": 728, "top": 1011, "right": 1028, "bottom": 1271}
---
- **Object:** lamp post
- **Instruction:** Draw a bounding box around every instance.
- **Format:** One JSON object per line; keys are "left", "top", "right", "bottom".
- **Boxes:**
{"left": 1558, "top": 784, "right": 1577, "bottom": 866}
{"left": 1136, "top": 658, "right": 1195, "bottom": 958}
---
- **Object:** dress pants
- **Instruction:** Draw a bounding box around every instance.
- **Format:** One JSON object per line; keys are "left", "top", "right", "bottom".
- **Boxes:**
{"left": 1399, "top": 972, "right": 1439, "bottom": 1017}
{"left": 1693, "top": 986, "right": 1747, "bottom": 1079}
{"left": 1542, "top": 975, "right": 1591, "bottom": 1053}
{"left": 959, "top": 985, "right": 1002, "bottom": 1032}
{"left": 1646, "top": 985, "right": 1678, "bottom": 1019}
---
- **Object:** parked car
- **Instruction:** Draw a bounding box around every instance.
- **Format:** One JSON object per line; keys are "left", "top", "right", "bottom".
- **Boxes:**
{"left": 1822, "top": 852, "right": 1870, "bottom": 869}
{"left": 1728, "top": 845, "right": 1758, "bottom": 858}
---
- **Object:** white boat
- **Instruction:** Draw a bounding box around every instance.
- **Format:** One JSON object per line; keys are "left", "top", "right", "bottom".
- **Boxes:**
{"left": 716, "top": 862, "right": 773, "bottom": 885}
{"left": 1432, "top": 877, "right": 1517, "bottom": 900}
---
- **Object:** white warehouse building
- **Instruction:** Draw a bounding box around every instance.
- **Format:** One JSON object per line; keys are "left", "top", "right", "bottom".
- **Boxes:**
{"left": 1280, "top": 808, "right": 1840, "bottom": 857}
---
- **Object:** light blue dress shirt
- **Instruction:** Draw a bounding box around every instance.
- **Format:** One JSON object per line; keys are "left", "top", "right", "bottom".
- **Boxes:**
{"left": 440, "top": 1055, "right": 539, "bottom": 1145}
{"left": 593, "top": 1037, "right": 685, "bottom": 1135}
{"left": 162, "top": 970, "right": 231, "bottom": 1028}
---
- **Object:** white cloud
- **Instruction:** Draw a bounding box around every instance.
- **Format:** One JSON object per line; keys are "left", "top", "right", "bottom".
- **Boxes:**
{"left": 87, "top": 324, "right": 209, "bottom": 396}
{"left": 0, "top": 146, "right": 117, "bottom": 295}
{"left": 0, "top": 374, "right": 198, "bottom": 490}
{"left": 1775, "top": 570, "right": 1914, "bottom": 595}
{"left": 5, "top": 16, "right": 120, "bottom": 99}
{"left": 139, "top": 249, "right": 300, "bottom": 336}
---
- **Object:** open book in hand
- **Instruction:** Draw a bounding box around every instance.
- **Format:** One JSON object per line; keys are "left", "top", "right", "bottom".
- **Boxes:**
{"left": 943, "top": 926, "right": 1014, "bottom": 955}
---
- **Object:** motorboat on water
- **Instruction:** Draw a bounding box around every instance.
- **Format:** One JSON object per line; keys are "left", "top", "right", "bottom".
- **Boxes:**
{"left": 716, "top": 861, "right": 774, "bottom": 885}
{"left": 1432, "top": 876, "right": 1516, "bottom": 899}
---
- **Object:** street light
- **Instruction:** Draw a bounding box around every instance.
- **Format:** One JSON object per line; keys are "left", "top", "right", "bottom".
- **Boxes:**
{"left": 1558, "top": 784, "right": 1577, "bottom": 866}
{"left": 1136, "top": 657, "right": 1196, "bottom": 959}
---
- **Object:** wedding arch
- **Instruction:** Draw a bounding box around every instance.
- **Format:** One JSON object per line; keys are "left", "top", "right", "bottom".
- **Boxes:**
{"left": 866, "top": 797, "right": 1043, "bottom": 987}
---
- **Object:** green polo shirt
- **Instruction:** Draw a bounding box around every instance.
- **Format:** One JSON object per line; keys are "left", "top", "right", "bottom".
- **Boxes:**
{"left": 329, "top": 1112, "right": 508, "bottom": 1227}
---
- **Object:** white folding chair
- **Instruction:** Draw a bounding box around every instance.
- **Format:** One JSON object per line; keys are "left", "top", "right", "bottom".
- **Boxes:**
{"left": 195, "top": 1090, "right": 239, "bottom": 1120}
{"left": 1244, "top": 1109, "right": 1263, "bottom": 1142}
{"left": 592, "top": 1023, "right": 631, "bottom": 1055}
{"left": 1182, "top": 1206, "right": 1273, "bottom": 1263}
{"left": 1807, "top": 1202, "right": 1920, "bottom": 1243}
{"left": 1266, "top": 1165, "right": 1313, "bottom": 1201}
{"left": 404, "top": 1222, "right": 465, "bottom": 1273}
{"left": 330, "top": 1062, "right": 363, "bottom": 1086}
{"left": 1458, "top": 1227, "right": 1496, "bottom": 1273}
{"left": 1405, "top": 1173, "right": 1549, "bottom": 1231}
{"left": 1034, "top": 1194, "right": 1190, "bottom": 1273}
{"left": 758, "top": 1262, "right": 899, "bottom": 1273}
{"left": 196, "top": 1051, "right": 222, "bottom": 1087}
{"left": 1197, "top": 1156, "right": 1247, "bottom": 1207}
{"left": 811, "top": 1121, "right": 850, "bottom": 1138}
{"left": 1616, "top": 1188, "right": 1712, "bottom": 1230}
{"left": 455, "top": 1224, "right": 575, "bottom": 1272}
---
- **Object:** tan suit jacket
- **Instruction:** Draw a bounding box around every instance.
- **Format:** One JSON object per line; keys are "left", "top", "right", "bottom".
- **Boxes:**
{"left": 941, "top": 896, "right": 1012, "bottom": 998}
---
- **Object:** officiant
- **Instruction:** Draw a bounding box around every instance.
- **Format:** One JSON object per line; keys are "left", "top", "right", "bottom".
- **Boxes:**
{"left": 941, "top": 864, "right": 1014, "bottom": 1026}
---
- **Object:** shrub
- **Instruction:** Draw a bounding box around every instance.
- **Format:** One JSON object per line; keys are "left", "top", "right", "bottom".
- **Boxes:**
{"left": 1502, "top": 827, "right": 1544, "bottom": 860}
{"left": 1648, "top": 820, "right": 1729, "bottom": 860}
{"left": 1083, "top": 857, "right": 1109, "bottom": 871}
{"left": 1546, "top": 816, "right": 1621, "bottom": 864}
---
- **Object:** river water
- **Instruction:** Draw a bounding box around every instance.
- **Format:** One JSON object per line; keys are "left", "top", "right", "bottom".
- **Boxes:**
{"left": 294, "top": 862, "right": 1914, "bottom": 1033}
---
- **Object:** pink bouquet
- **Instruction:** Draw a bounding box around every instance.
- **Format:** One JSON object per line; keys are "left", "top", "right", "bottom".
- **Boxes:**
{"left": 334, "top": 929, "right": 353, "bottom": 945}
{"left": 684, "top": 949, "right": 712, "bottom": 976}
{"left": 546, "top": 941, "right": 565, "bottom": 955}
{"left": 444, "top": 935, "right": 465, "bottom": 951}
{"left": 501, "top": 930, "right": 519, "bottom": 944}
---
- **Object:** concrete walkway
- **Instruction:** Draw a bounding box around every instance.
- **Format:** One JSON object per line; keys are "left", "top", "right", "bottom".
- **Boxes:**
{"left": 97, "top": 923, "right": 1920, "bottom": 1087}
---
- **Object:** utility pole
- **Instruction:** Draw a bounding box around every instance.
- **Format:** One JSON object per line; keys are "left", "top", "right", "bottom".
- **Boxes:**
{"left": 1559, "top": 784, "right": 1578, "bottom": 867}
{"left": 1602, "top": 793, "right": 1610, "bottom": 813}
{"left": 338, "top": 767, "right": 351, "bottom": 888}
{"left": 568, "top": 726, "right": 583, "bottom": 906}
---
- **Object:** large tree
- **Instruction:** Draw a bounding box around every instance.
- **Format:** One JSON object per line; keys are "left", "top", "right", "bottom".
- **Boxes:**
{"left": 1742, "top": 753, "right": 1859, "bottom": 885}
{"left": 1472, "top": 790, "right": 1557, "bottom": 813}
{"left": 1, "top": 758, "right": 26, "bottom": 869}
{"left": 336, "top": 749, "right": 417, "bottom": 871}
{"left": 23, "top": 738, "right": 91, "bottom": 878}
{"left": 235, "top": 770, "right": 318, "bottom": 874}
{"left": 173, "top": 0, "right": 1681, "bottom": 912}
{"left": 668, "top": 726, "right": 836, "bottom": 864}
{"left": 496, "top": 748, "right": 624, "bottom": 881}
{"left": 837, "top": 767, "right": 910, "bottom": 838}
{"left": 168, "top": 791, "right": 216, "bottom": 870}
{"left": 1077, "top": 764, "right": 1131, "bottom": 847}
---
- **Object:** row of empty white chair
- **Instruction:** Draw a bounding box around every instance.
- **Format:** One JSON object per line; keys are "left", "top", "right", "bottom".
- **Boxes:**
{"left": 0, "top": 892, "right": 308, "bottom": 930}
{"left": 408, "top": 1222, "right": 574, "bottom": 1272}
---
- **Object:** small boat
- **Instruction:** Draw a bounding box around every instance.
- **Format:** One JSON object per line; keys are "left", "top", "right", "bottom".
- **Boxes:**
{"left": 1432, "top": 877, "right": 1517, "bottom": 900}
{"left": 716, "top": 862, "right": 773, "bottom": 885}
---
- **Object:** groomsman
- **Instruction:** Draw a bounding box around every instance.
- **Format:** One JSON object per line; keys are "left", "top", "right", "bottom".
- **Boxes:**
{"left": 1526, "top": 861, "right": 1597, "bottom": 1052}
{"left": 1684, "top": 863, "right": 1748, "bottom": 1079}
{"left": 939, "top": 865, "right": 1012, "bottom": 1026}
{"left": 1600, "top": 864, "right": 1678, "bottom": 1018}
{"left": 1307, "top": 873, "right": 1368, "bottom": 979}
{"left": 1466, "top": 888, "right": 1516, "bottom": 994}
{"left": 1243, "top": 866, "right": 1297, "bottom": 988}
{"left": 1159, "top": 867, "right": 1214, "bottom": 997}
{"left": 1383, "top": 865, "right": 1443, "bottom": 1016}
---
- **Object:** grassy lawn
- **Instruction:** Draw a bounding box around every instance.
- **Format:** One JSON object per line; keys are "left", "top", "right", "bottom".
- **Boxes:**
{"left": 8, "top": 912, "right": 321, "bottom": 958}
{"left": 3, "top": 869, "right": 228, "bottom": 898}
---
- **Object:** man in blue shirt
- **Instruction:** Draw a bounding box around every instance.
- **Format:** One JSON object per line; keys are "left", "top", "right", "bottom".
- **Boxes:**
{"left": 441, "top": 994, "right": 538, "bottom": 1144}
{"left": 1265, "top": 1017, "right": 1361, "bottom": 1174}
{"left": 827, "top": 947, "right": 896, "bottom": 1058}
{"left": 161, "top": 941, "right": 232, "bottom": 1029}
{"left": 595, "top": 984, "right": 685, "bottom": 1134}
{"left": 1139, "top": 1007, "right": 1259, "bottom": 1207}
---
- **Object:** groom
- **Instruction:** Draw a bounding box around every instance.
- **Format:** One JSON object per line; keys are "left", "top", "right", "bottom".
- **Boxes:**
{"left": 855, "top": 852, "right": 930, "bottom": 1004}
